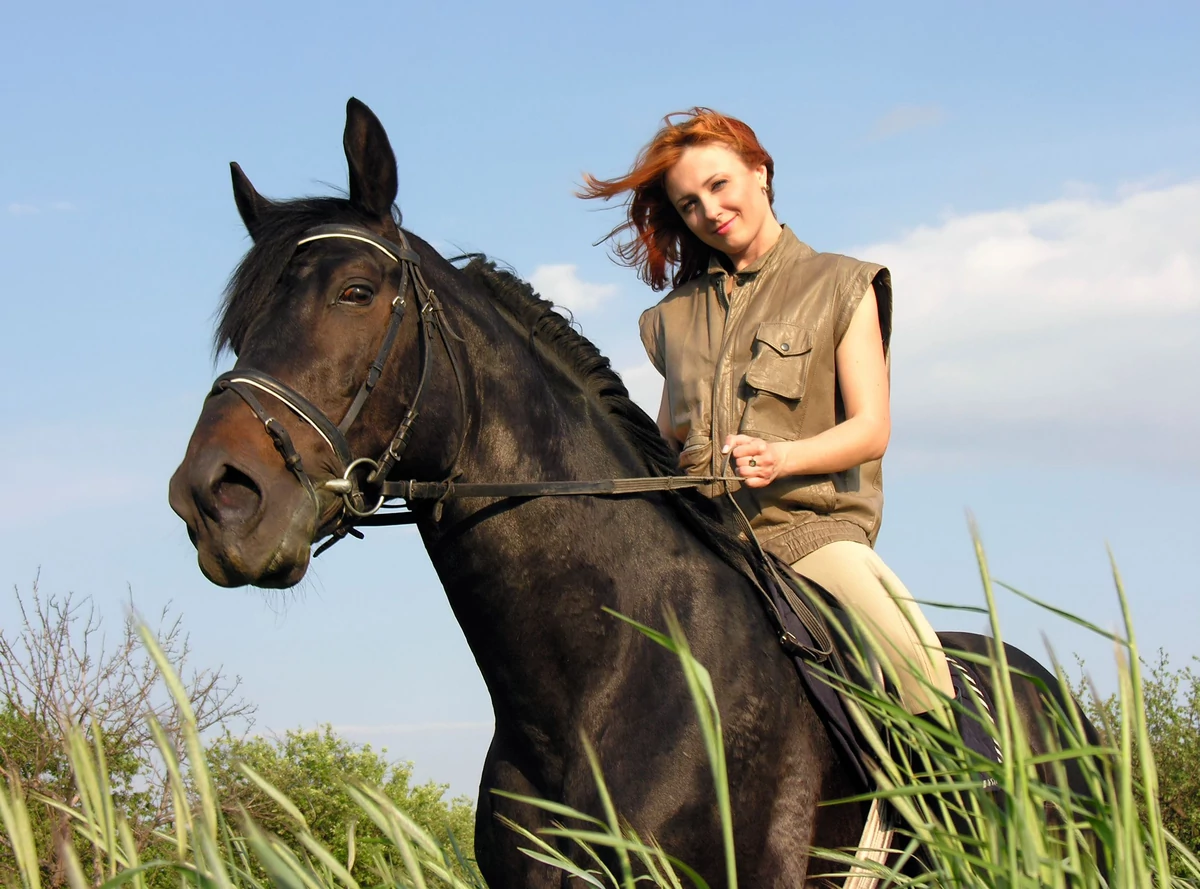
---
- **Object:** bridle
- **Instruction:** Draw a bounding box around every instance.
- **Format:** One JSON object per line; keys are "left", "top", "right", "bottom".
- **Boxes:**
{"left": 210, "top": 223, "right": 726, "bottom": 551}
{"left": 211, "top": 223, "right": 469, "bottom": 553}
{"left": 207, "top": 221, "right": 830, "bottom": 656}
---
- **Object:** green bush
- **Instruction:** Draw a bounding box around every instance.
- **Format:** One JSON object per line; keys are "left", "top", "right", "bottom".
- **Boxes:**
{"left": 1080, "top": 650, "right": 1200, "bottom": 862}
{"left": 206, "top": 725, "right": 476, "bottom": 884}
{"left": 0, "top": 580, "right": 475, "bottom": 888}
{"left": 0, "top": 579, "right": 254, "bottom": 886}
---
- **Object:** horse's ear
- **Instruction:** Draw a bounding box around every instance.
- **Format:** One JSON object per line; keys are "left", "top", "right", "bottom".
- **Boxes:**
{"left": 230, "top": 162, "right": 271, "bottom": 240}
{"left": 343, "top": 97, "right": 399, "bottom": 221}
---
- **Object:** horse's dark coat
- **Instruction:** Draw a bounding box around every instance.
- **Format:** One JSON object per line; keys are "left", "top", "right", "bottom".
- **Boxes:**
{"left": 170, "top": 99, "right": 1101, "bottom": 888}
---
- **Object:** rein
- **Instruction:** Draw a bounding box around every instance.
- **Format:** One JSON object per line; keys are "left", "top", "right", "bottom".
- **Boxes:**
{"left": 210, "top": 222, "right": 830, "bottom": 658}
{"left": 208, "top": 223, "right": 737, "bottom": 552}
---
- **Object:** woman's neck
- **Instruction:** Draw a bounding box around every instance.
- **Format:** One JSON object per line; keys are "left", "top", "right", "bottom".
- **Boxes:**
{"left": 728, "top": 217, "right": 783, "bottom": 271}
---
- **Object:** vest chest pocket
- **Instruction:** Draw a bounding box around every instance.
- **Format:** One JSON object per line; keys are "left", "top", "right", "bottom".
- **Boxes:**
{"left": 744, "top": 323, "right": 814, "bottom": 401}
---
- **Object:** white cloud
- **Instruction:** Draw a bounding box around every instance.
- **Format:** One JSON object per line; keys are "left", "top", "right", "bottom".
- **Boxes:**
{"left": 855, "top": 180, "right": 1200, "bottom": 468}
{"left": 529, "top": 264, "right": 618, "bottom": 314}
{"left": 870, "top": 104, "right": 946, "bottom": 140}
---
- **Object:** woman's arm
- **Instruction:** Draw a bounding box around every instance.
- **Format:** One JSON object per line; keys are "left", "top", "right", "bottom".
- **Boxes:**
{"left": 724, "top": 285, "right": 891, "bottom": 488}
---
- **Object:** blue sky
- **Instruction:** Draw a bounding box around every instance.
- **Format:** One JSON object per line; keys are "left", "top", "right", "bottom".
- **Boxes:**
{"left": 2, "top": 2, "right": 1198, "bottom": 796}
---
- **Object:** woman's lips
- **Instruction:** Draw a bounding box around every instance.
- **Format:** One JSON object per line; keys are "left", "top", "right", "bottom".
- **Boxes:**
{"left": 715, "top": 218, "right": 734, "bottom": 236}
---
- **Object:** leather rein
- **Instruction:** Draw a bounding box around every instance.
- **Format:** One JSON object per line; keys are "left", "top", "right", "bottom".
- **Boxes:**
{"left": 209, "top": 223, "right": 733, "bottom": 556}
{"left": 210, "top": 223, "right": 831, "bottom": 659}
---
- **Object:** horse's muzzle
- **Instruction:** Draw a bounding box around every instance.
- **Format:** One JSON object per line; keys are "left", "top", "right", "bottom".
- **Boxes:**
{"left": 169, "top": 441, "right": 317, "bottom": 589}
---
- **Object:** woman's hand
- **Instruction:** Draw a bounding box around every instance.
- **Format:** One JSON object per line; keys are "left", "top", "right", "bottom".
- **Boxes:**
{"left": 723, "top": 434, "right": 786, "bottom": 487}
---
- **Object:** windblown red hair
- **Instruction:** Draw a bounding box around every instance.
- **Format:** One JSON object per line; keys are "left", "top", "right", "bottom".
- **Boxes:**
{"left": 580, "top": 108, "right": 774, "bottom": 292}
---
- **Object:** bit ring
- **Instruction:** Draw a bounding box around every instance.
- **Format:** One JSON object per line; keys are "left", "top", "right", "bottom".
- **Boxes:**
{"left": 341, "top": 457, "right": 386, "bottom": 517}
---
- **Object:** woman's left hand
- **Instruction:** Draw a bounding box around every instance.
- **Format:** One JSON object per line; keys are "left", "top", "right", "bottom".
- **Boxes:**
{"left": 723, "top": 434, "right": 784, "bottom": 488}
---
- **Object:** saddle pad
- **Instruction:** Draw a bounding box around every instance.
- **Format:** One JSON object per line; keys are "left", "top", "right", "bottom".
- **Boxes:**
{"left": 760, "top": 561, "right": 1003, "bottom": 794}
{"left": 945, "top": 654, "right": 1005, "bottom": 770}
{"left": 761, "top": 564, "right": 873, "bottom": 792}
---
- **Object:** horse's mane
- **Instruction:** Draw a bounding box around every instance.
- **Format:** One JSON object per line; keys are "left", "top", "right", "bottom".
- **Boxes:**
{"left": 458, "top": 257, "right": 682, "bottom": 479}
{"left": 457, "top": 257, "right": 757, "bottom": 573}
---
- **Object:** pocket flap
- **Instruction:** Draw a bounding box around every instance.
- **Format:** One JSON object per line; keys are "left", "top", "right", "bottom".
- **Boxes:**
{"left": 753, "top": 323, "right": 813, "bottom": 357}
{"left": 745, "top": 324, "right": 813, "bottom": 400}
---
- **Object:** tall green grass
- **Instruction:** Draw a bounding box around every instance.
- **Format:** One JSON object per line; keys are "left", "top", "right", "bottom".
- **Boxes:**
{"left": 1, "top": 542, "right": 1197, "bottom": 887}
{"left": 791, "top": 540, "right": 1200, "bottom": 888}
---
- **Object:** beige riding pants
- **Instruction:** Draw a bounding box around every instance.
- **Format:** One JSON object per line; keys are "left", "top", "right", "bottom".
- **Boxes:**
{"left": 790, "top": 540, "right": 954, "bottom": 716}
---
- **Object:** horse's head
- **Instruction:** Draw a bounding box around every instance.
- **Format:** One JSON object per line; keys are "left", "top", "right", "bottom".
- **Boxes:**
{"left": 170, "top": 98, "right": 454, "bottom": 588}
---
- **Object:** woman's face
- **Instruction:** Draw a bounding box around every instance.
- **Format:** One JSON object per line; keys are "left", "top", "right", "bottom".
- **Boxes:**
{"left": 664, "top": 142, "right": 773, "bottom": 267}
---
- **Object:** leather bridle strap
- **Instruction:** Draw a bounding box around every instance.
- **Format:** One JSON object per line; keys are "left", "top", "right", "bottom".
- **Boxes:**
{"left": 210, "top": 223, "right": 427, "bottom": 533}
{"left": 321, "top": 474, "right": 742, "bottom": 533}
{"left": 369, "top": 475, "right": 737, "bottom": 500}
{"left": 296, "top": 224, "right": 421, "bottom": 265}
{"left": 214, "top": 376, "right": 323, "bottom": 511}
{"left": 316, "top": 475, "right": 742, "bottom": 534}
{"left": 338, "top": 278, "right": 408, "bottom": 435}
{"left": 214, "top": 369, "right": 356, "bottom": 469}
{"left": 295, "top": 225, "right": 417, "bottom": 437}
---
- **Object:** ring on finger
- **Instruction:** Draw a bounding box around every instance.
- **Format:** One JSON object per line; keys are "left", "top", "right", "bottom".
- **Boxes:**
{"left": 748, "top": 458, "right": 757, "bottom": 467}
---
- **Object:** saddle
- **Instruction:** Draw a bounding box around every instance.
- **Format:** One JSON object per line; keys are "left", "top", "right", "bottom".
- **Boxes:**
{"left": 753, "top": 554, "right": 1003, "bottom": 795}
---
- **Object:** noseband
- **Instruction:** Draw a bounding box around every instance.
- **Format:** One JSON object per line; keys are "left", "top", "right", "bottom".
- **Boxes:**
{"left": 210, "top": 223, "right": 467, "bottom": 552}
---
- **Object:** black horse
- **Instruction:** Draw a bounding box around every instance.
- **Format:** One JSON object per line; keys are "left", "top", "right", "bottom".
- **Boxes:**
{"left": 170, "top": 99, "right": 1094, "bottom": 887}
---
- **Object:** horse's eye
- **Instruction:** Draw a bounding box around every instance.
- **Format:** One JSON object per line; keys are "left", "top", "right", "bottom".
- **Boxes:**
{"left": 338, "top": 284, "right": 375, "bottom": 306}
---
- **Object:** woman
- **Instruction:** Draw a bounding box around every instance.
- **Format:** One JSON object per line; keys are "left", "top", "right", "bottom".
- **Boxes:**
{"left": 581, "top": 108, "right": 953, "bottom": 716}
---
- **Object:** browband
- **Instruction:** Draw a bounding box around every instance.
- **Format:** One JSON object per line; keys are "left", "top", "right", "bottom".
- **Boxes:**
{"left": 297, "top": 224, "right": 422, "bottom": 265}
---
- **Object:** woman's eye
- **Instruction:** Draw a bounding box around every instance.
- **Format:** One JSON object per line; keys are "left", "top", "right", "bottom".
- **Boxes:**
{"left": 711, "top": 179, "right": 727, "bottom": 191}
{"left": 338, "top": 284, "right": 374, "bottom": 306}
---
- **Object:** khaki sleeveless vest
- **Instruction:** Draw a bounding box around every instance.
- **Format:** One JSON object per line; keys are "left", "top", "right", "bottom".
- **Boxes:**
{"left": 639, "top": 227, "right": 893, "bottom": 563}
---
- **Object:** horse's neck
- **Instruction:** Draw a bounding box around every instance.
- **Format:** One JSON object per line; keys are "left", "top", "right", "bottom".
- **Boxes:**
{"left": 416, "top": 295, "right": 721, "bottom": 714}
{"left": 448, "top": 292, "right": 650, "bottom": 496}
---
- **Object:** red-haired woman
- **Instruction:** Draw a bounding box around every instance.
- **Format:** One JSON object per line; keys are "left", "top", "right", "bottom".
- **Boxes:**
{"left": 582, "top": 108, "right": 954, "bottom": 716}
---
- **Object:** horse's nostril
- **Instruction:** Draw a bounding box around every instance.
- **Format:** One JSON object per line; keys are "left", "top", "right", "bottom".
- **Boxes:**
{"left": 210, "top": 464, "right": 262, "bottom": 523}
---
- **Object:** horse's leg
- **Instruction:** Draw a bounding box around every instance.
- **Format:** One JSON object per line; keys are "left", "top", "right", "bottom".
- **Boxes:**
{"left": 474, "top": 734, "right": 565, "bottom": 889}
{"left": 754, "top": 751, "right": 858, "bottom": 887}
{"left": 723, "top": 700, "right": 864, "bottom": 888}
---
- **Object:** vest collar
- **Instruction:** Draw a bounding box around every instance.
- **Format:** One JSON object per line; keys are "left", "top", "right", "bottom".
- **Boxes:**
{"left": 706, "top": 225, "right": 812, "bottom": 281}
